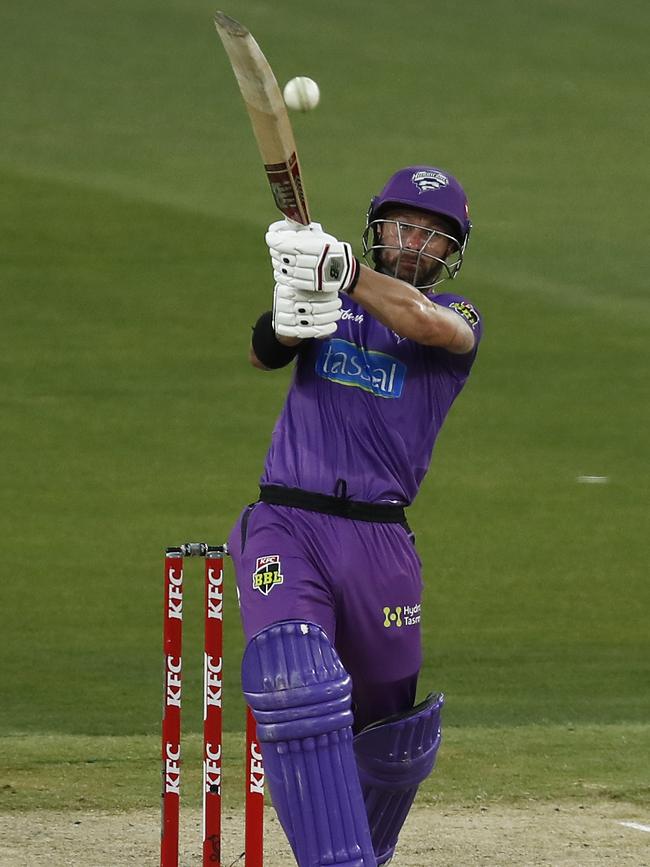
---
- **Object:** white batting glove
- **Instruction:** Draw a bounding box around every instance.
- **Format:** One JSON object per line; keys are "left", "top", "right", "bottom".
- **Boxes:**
{"left": 266, "top": 218, "right": 323, "bottom": 236}
{"left": 266, "top": 222, "right": 360, "bottom": 294}
{"left": 272, "top": 282, "right": 342, "bottom": 339}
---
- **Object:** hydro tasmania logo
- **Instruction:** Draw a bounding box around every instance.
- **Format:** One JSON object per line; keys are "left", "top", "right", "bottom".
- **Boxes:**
{"left": 252, "top": 555, "right": 284, "bottom": 596}
{"left": 316, "top": 339, "right": 406, "bottom": 399}
{"left": 383, "top": 603, "right": 421, "bottom": 628}
{"left": 411, "top": 170, "right": 448, "bottom": 193}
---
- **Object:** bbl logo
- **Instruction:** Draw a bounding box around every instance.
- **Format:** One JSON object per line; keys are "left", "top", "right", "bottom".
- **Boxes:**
{"left": 252, "top": 555, "right": 284, "bottom": 596}
{"left": 449, "top": 301, "right": 480, "bottom": 329}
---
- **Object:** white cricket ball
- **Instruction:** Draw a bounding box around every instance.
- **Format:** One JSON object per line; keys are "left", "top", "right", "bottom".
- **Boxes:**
{"left": 283, "top": 76, "right": 320, "bottom": 112}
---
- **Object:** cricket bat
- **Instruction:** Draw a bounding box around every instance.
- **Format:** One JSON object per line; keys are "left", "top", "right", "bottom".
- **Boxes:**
{"left": 214, "top": 12, "right": 311, "bottom": 225}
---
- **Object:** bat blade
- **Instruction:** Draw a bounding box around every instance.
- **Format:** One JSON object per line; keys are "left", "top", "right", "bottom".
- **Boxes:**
{"left": 214, "top": 12, "right": 311, "bottom": 225}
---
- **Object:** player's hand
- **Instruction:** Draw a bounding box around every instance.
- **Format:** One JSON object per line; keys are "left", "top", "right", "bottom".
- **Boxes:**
{"left": 266, "top": 222, "right": 359, "bottom": 294}
{"left": 272, "top": 282, "right": 342, "bottom": 339}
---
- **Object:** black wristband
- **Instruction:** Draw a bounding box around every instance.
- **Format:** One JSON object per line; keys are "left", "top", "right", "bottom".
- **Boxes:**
{"left": 251, "top": 311, "right": 300, "bottom": 369}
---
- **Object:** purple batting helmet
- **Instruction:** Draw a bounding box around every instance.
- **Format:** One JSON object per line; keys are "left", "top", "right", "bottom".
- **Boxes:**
{"left": 363, "top": 166, "right": 472, "bottom": 289}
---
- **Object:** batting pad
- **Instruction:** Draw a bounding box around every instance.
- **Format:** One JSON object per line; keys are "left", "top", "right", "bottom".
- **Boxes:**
{"left": 353, "top": 692, "right": 444, "bottom": 864}
{"left": 242, "top": 620, "right": 377, "bottom": 867}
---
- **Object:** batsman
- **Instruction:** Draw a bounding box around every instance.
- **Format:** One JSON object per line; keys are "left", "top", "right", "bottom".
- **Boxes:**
{"left": 229, "top": 166, "right": 483, "bottom": 865}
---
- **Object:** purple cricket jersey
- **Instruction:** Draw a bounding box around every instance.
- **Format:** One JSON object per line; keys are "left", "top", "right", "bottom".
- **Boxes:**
{"left": 260, "top": 291, "right": 482, "bottom": 504}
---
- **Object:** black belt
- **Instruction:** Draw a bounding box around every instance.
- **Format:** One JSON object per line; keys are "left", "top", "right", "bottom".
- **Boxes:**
{"left": 259, "top": 484, "right": 407, "bottom": 525}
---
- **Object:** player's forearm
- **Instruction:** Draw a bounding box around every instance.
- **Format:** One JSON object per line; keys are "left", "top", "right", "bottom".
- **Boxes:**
{"left": 350, "top": 265, "right": 473, "bottom": 352}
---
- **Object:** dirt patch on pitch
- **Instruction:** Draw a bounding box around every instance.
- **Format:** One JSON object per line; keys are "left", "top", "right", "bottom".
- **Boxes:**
{"left": 0, "top": 802, "right": 648, "bottom": 865}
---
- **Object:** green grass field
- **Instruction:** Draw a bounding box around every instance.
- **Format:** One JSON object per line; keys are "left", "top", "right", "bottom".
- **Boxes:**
{"left": 1, "top": 0, "right": 649, "bottom": 821}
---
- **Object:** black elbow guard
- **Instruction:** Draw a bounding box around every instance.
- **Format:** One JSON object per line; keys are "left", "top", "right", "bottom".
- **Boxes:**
{"left": 251, "top": 311, "right": 300, "bottom": 369}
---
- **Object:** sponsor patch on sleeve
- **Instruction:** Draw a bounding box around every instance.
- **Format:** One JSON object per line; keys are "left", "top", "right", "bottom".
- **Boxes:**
{"left": 449, "top": 301, "right": 480, "bottom": 329}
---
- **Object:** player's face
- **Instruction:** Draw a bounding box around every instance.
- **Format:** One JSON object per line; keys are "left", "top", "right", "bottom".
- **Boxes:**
{"left": 374, "top": 207, "right": 458, "bottom": 287}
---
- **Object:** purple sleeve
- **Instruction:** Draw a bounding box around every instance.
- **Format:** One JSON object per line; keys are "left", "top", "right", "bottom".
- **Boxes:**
{"left": 424, "top": 291, "right": 483, "bottom": 375}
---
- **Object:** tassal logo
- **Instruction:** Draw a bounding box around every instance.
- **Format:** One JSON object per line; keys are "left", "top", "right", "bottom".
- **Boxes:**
{"left": 316, "top": 339, "right": 406, "bottom": 399}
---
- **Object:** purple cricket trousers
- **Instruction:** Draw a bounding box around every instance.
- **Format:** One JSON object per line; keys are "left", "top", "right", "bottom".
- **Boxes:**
{"left": 228, "top": 502, "right": 423, "bottom": 732}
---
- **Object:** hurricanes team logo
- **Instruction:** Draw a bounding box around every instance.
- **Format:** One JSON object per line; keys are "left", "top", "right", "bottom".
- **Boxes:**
{"left": 411, "top": 170, "right": 448, "bottom": 193}
{"left": 252, "top": 555, "right": 284, "bottom": 596}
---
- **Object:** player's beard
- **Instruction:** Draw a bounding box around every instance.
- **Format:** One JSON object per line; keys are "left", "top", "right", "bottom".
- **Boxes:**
{"left": 375, "top": 250, "right": 444, "bottom": 291}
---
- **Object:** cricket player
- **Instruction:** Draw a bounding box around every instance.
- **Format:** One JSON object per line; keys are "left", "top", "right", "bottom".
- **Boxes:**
{"left": 229, "top": 166, "right": 482, "bottom": 866}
